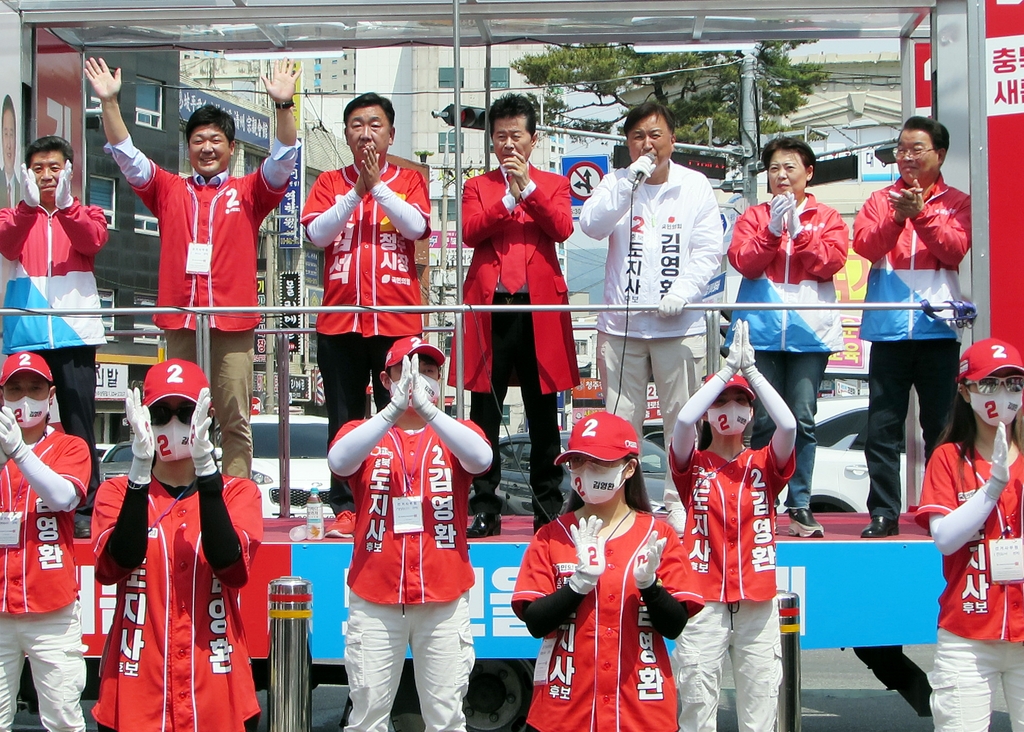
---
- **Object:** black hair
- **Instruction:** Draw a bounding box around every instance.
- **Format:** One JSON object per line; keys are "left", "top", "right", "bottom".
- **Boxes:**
{"left": 2, "top": 95, "right": 14, "bottom": 122}
{"left": 563, "top": 456, "right": 653, "bottom": 514}
{"left": 344, "top": 93, "right": 396, "bottom": 127}
{"left": 489, "top": 93, "right": 536, "bottom": 135}
{"left": 185, "top": 104, "right": 235, "bottom": 143}
{"left": 623, "top": 102, "right": 676, "bottom": 138}
{"left": 25, "top": 136, "right": 73, "bottom": 167}
{"left": 902, "top": 116, "right": 950, "bottom": 152}
{"left": 761, "top": 136, "right": 816, "bottom": 170}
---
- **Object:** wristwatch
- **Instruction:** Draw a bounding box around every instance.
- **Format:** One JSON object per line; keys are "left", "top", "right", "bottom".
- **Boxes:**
{"left": 275, "top": 100, "right": 295, "bottom": 110}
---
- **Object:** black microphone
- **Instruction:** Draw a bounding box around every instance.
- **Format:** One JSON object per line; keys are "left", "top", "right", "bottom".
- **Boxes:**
{"left": 631, "top": 151, "right": 657, "bottom": 191}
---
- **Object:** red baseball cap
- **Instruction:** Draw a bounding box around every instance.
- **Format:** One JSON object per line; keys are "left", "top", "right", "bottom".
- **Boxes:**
{"left": 705, "top": 372, "right": 756, "bottom": 401}
{"left": 143, "top": 359, "right": 209, "bottom": 406}
{"left": 384, "top": 336, "right": 446, "bottom": 369}
{"left": 0, "top": 352, "right": 53, "bottom": 386}
{"left": 555, "top": 411, "right": 640, "bottom": 465}
{"left": 958, "top": 338, "right": 1024, "bottom": 382}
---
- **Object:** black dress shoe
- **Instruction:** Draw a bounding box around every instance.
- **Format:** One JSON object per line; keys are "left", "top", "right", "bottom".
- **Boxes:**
{"left": 467, "top": 512, "right": 501, "bottom": 538}
{"left": 74, "top": 518, "right": 92, "bottom": 539}
{"left": 861, "top": 515, "right": 899, "bottom": 538}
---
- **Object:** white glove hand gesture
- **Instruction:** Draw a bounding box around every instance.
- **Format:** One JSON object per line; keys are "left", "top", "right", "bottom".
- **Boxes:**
{"left": 568, "top": 515, "right": 607, "bottom": 594}
{"left": 657, "top": 293, "right": 686, "bottom": 318}
{"left": 0, "top": 406, "right": 29, "bottom": 462}
{"left": 380, "top": 356, "right": 414, "bottom": 423}
{"left": 410, "top": 355, "right": 441, "bottom": 422}
{"left": 633, "top": 531, "right": 667, "bottom": 589}
{"left": 190, "top": 388, "right": 217, "bottom": 477}
{"left": 125, "top": 388, "right": 154, "bottom": 485}
{"left": 786, "top": 193, "right": 803, "bottom": 239}
{"left": 21, "top": 164, "right": 40, "bottom": 208}
{"left": 628, "top": 153, "right": 656, "bottom": 183}
{"left": 55, "top": 161, "right": 74, "bottom": 210}
{"left": 733, "top": 319, "right": 757, "bottom": 373}
{"left": 724, "top": 323, "right": 744, "bottom": 375}
{"left": 768, "top": 193, "right": 793, "bottom": 237}
{"left": 986, "top": 422, "right": 1011, "bottom": 499}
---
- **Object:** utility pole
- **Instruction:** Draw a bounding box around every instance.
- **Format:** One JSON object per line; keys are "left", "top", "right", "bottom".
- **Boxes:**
{"left": 739, "top": 50, "right": 760, "bottom": 208}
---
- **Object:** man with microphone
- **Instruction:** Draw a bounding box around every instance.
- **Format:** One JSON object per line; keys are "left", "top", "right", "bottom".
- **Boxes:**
{"left": 456, "top": 93, "right": 578, "bottom": 536}
{"left": 580, "top": 101, "right": 723, "bottom": 453}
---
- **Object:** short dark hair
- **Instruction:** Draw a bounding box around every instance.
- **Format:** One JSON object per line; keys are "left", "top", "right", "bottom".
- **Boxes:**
{"left": 2, "top": 95, "right": 14, "bottom": 122}
{"left": 344, "top": 93, "right": 395, "bottom": 127}
{"left": 185, "top": 104, "right": 235, "bottom": 143}
{"left": 25, "top": 136, "right": 73, "bottom": 166}
{"left": 902, "top": 116, "right": 950, "bottom": 152}
{"left": 761, "top": 136, "right": 816, "bottom": 170}
{"left": 623, "top": 102, "right": 676, "bottom": 138}
{"left": 489, "top": 93, "right": 536, "bottom": 135}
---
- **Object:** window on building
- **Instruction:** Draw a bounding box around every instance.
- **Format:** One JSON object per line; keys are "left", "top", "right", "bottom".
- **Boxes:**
{"left": 438, "top": 130, "right": 465, "bottom": 153}
{"left": 133, "top": 293, "right": 160, "bottom": 343}
{"left": 134, "top": 197, "right": 159, "bottom": 236}
{"left": 88, "top": 176, "right": 116, "bottom": 228}
{"left": 490, "top": 67, "right": 511, "bottom": 89}
{"left": 343, "top": 84, "right": 348, "bottom": 91}
{"left": 438, "top": 67, "right": 465, "bottom": 89}
{"left": 135, "top": 77, "right": 163, "bottom": 129}
{"left": 575, "top": 339, "right": 588, "bottom": 355}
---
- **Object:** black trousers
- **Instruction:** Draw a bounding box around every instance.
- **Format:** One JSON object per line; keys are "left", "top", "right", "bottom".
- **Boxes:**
{"left": 864, "top": 339, "right": 960, "bottom": 521}
{"left": 317, "top": 331, "right": 399, "bottom": 515}
{"left": 37, "top": 346, "right": 100, "bottom": 517}
{"left": 469, "top": 298, "right": 564, "bottom": 523}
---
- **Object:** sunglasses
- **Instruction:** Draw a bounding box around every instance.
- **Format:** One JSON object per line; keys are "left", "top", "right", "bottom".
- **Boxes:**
{"left": 149, "top": 402, "right": 196, "bottom": 426}
{"left": 969, "top": 376, "right": 1024, "bottom": 395}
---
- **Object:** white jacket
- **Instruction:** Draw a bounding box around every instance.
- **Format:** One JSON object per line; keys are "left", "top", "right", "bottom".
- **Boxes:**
{"left": 580, "top": 162, "right": 723, "bottom": 339}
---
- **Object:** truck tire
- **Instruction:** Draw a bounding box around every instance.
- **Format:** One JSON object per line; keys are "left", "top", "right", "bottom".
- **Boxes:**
{"left": 464, "top": 659, "right": 533, "bottom": 732}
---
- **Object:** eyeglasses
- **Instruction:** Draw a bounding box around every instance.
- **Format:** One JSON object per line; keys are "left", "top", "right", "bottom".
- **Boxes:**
{"left": 149, "top": 402, "right": 196, "bottom": 426}
{"left": 968, "top": 376, "right": 1024, "bottom": 395}
{"left": 894, "top": 146, "right": 935, "bottom": 160}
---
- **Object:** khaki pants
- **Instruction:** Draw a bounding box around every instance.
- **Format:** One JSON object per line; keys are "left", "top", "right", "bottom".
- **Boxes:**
{"left": 165, "top": 328, "right": 254, "bottom": 479}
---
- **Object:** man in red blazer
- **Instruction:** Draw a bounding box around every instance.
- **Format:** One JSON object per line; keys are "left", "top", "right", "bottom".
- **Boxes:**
{"left": 452, "top": 93, "right": 579, "bottom": 536}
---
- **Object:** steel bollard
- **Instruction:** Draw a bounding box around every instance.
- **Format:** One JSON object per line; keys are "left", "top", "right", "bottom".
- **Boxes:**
{"left": 777, "top": 591, "right": 802, "bottom": 732}
{"left": 268, "top": 577, "right": 313, "bottom": 732}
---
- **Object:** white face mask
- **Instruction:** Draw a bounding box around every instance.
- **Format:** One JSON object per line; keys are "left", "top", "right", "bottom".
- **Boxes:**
{"left": 7, "top": 396, "right": 48, "bottom": 429}
{"left": 707, "top": 401, "right": 753, "bottom": 436}
{"left": 571, "top": 463, "right": 627, "bottom": 505}
{"left": 153, "top": 419, "right": 192, "bottom": 462}
{"left": 969, "top": 389, "right": 1023, "bottom": 427}
{"left": 421, "top": 375, "right": 441, "bottom": 405}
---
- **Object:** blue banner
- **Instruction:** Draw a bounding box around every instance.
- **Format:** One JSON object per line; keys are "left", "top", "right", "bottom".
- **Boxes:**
{"left": 178, "top": 87, "right": 270, "bottom": 149}
{"left": 279, "top": 146, "right": 302, "bottom": 249}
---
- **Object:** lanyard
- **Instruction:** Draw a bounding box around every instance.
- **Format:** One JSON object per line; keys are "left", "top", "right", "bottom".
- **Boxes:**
{"left": 968, "top": 453, "right": 1024, "bottom": 539}
{"left": 148, "top": 482, "right": 195, "bottom": 532}
{"left": 388, "top": 427, "right": 431, "bottom": 497}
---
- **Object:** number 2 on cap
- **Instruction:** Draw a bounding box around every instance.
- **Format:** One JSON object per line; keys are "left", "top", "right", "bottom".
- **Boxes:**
{"left": 166, "top": 363, "right": 184, "bottom": 383}
{"left": 581, "top": 418, "right": 599, "bottom": 438}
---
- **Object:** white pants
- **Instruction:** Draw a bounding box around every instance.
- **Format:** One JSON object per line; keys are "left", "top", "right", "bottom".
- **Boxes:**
{"left": 345, "top": 593, "right": 475, "bottom": 732}
{"left": 673, "top": 599, "right": 782, "bottom": 732}
{"left": 0, "top": 601, "right": 87, "bottom": 732}
{"left": 598, "top": 331, "right": 706, "bottom": 445}
{"left": 930, "top": 627, "right": 1024, "bottom": 732}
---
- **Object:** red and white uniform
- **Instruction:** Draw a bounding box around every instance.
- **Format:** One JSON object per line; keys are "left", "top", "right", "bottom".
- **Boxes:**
{"left": 512, "top": 513, "right": 702, "bottom": 732}
{"left": 915, "top": 443, "right": 1024, "bottom": 732}
{"left": 91, "top": 475, "right": 263, "bottom": 732}
{"left": 670, "top": 445, "right": 794, "bottom": 732}
{"left": 133, "top": 165, "right": 287, "bottom": 332}
{"left": 301, "top": 164, "right": 430, "bottom": 338}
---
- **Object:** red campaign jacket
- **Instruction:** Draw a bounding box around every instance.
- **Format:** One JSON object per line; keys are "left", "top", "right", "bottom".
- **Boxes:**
{"left": 450, "top": 167, "right": 580, "bottom": 395}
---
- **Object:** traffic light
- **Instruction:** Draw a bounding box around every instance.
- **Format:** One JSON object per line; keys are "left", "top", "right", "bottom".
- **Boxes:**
{"left": 433, "top": 104, "right": 487, "bottom": 130}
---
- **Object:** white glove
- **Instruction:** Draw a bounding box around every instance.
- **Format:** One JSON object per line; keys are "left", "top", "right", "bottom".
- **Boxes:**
{"left": 628, "top": 153, "right": 656, "bottom": 184}
{"left": 733, "top": 319, "right": 757, "bottom": 374}
{"left": 379, "top": 356, "right": 414, "bottom": 424}
{"left": 125, "top": 387, "right": 154, "bottom": 485}
{"left": 786, "top": 193, "right": 803, "bottom": 239}
{"left": 55, "top": 161, "right": 74, "bottom": 210}
{"left": 718, "top": 321, "right": 744, "bottom": 381}
{"left": 568, "top": 515, "right": 607, "bottom": 594}
{"left": 985, "top": 423, "right": 1011, "bottom": 500}
{"left": 0, "top": 407, "right": 30, "bottom": 463}
{"left": 633, "top": 531, "right": 667, "bottom": 589}
{"left": 657, "top": 293, "right": 686, "bottom": 318}
{"left": 189, "top": 388, "right": 217, "bottom": 477}
{"left": 410, "top": 356, "right": 441, "bottom": 422}
{"left": 767, "top": 193, "right": 793, "bottom": 237}
{"left": 20, "top": 164, "right": 40, "bottom": 208}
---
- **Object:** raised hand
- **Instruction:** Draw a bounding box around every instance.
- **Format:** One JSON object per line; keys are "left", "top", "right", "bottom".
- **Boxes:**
{"left": 189, "top": 388, "right": 217, "bottom": 477}
{"left": 568, "top": 515, "right": 607, "bottom": 594}
{"left": 986, "top": 422, "right": 1011, "bottom": 499}
{"left": 0, "top": 407, "right": 28, "bottom": 462}
{"left": 380, "top": 356, "right": 414, "bottom": 423}
{"left": 410, "top": 355, "right": 440, "bottom": 422}
{"left": 633, "top": 531, "right": 667, "bottom": 589}
{"left": 261, "top": 58, "right": 300, "bottom": 105}
{"left": 768, "top": 193, "right": 793, "bottom": 237}
{"left": 55, "top": 161, "right": 74, "bottom": 210}
{"left": 20, "top": 165, "right": 40, "bottom": 208}
{"left": 84, "top": 57, "right": 122, "bottom": 101}
{"left": 125, "top": 388, "right": 154, "bottom": 485}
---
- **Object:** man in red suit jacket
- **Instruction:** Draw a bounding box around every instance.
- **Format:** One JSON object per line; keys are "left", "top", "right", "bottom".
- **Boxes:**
{"left": 452, "top": 94, "right": 580, "bottom": 536}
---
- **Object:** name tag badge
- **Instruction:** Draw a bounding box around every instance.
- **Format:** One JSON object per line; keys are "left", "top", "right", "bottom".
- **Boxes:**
{"left": 392, "top": 496, "right": 423, "bottom": 534}
{"left": 989, "top": 538, "right": 1024, "bottom": 584}
{"left": 534, "top": 637, "right": 556, "bottom": 685}
{"left": 185, "top": 242, "right": 213, "bottom": 275}
{"left": 0, "top": 512, "right": 23, "bottom": 547}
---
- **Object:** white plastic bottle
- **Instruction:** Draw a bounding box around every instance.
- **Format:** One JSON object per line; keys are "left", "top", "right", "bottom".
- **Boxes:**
{"left": 306, "top": 487, "right": 324, "bottom": 541}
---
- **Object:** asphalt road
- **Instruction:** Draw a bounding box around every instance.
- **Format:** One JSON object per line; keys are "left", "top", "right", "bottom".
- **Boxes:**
{"left": 11, "top": 645, "right": 1014, "bottom": 731}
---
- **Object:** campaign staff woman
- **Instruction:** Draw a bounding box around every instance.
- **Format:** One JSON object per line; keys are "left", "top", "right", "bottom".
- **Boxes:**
{"left": 915, "top": 338, "right": 1024, "bottom": 731}
{"left": 512, "top": 410, "right": 703, "bottom": 732}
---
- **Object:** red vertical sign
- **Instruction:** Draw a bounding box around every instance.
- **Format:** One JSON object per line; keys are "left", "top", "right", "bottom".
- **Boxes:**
{"left": 35, "top": 29, "right": 84, "bottom": 198}
{"left": 914, "top": 42, "right": 932, "bottom": 115}
{"left": 986, "top": 1, "right": 1024, "bottom": 349}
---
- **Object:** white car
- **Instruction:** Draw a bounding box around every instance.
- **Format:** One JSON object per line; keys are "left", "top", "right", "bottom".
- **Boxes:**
{"left": 250, "top": 414, "right": 333, "bottom": 519}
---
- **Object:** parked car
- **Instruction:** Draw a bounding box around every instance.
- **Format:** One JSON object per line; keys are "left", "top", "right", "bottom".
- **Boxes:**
{"left": 496, "top": 431, "right": 669, "bottom": 516}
